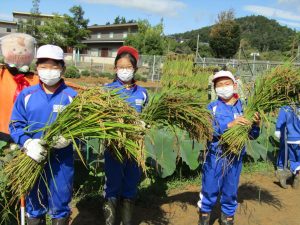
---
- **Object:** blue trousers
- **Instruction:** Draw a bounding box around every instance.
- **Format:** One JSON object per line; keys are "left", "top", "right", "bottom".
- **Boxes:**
{"left": 277, "top": 133, "right": 287, "bottom": 170}
{"left": 104, "top": 150, "right": 141, "bottom": 199}
{"left": 198, "top": 152, "right": 243, "bottom": 216}
{"left": 26, "top": 148, "right": 74, "bottom": 219}
{"left": 288, "top": 144, "right": 300, "bottom": 174}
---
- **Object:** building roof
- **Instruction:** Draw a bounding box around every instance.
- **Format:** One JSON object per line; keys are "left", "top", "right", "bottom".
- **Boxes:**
{"left": 88, "top": 23, "right": 138, "bottom": 30}
{"left": 13, "top": 11, "right": 55, "bottom": 18}
{"left": 82, "top": 39, "right": 125, "bottom": 44}
{"left": 0, "top": 20, "right": 17, "bottom": 25}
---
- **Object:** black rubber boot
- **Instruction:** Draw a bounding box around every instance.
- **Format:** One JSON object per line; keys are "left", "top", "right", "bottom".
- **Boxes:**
{"left": 103, "top": 198, "right": 119, "bottom": 225}
{"left": 52, "top": 217, "right": 69, "bottom": 225}
{"left": 121, "top": 199, "right": 134, "bottom": 225}
{"left": 198, "top": 212, "right": 210, "bottom": 225}
{"left": 26, "top": 216, "right": 46, "bottom": 225}
{"left": 220, "top": 213, "right": 234, "bottom": 225}
{"left": 276, "top": 169, "right": 292, "bottom": 189}
{"left": 292, "top": 172, "right": 300, "bottom": 189}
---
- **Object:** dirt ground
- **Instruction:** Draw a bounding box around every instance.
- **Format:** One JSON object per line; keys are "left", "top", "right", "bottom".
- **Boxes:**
{"left": 65, "top": 77, "right": 161, "bottom": 88}
{"left": 69, "top": 172, "right": 300, "bottom": 225}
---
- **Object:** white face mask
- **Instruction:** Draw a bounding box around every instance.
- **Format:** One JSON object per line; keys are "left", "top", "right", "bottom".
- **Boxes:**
{"left": 38, "top": 69, "right": 61, "bottom": 86}
{"left": 117, "top": 68, "right": 134, "bottom": 82}
{"left": 215, "top": 85, "right": 234, "bottom": 100}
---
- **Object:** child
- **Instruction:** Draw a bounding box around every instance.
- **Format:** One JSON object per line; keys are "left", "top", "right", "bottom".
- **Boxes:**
{"left": 9, "top": 44, "right": 77, "bottom": 225}
{"left": 275, "top": 104, "right": 300, "bottom": 189}
{"left": 103, "top": 46, "right": 148, "bottom": 225}
{"left": 198, "top": 71, "right": 260, "bottom": 225}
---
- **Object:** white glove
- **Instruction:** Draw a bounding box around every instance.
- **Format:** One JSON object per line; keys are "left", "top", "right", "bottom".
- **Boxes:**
{"left": 274, "top": 131, "right": 281, "bottom": 139}
{"left": 24, "top": 139, "right": 47, "bottom": 163}
{"left": 52, "top": 135, "right": 71, "bottom": 149}
{"left": 140, "top": 120, "right": 151, "bottom": 129}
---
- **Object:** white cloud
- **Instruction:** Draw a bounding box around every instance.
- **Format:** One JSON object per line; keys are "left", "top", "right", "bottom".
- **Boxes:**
{"left": 278, "top": 19, "right": 300, "bottom": 28}
{"left": 244, "top": 5, "right": 300, "bottom": 21}
{"left": 277, "top": 0, "right": 300, "bottom": 4}
{"left": 78, "top": 0, "right": 186, "bottom": 17}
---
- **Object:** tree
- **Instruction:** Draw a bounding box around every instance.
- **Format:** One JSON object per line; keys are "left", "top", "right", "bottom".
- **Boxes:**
{"left": 209, "top": 9, "right": 241, "bottom": 58}
{"left": 38, "top": 5, "right": 90, "bottom": 49}
{"left": 31, "top": 0, "right": 40, "bottom": 14}
{"left": 18, "top": 0, "right": 41, "bottom": 37}
{"left": 125, "top": 20, "right": 165, "bottom": 55}
{"left": 38, "top": 15, "right": 68, "bottom": 47}
{"left": 106, "top": 16, "right": 136, "bottom": 25}
{"left": 64, "top": 5, "right": 91, "bottom": 49}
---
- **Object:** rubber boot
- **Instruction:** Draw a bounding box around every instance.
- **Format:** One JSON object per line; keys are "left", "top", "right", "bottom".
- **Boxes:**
{"left": 26, "top": 216, "right": 46, "bottom": 225}
{"left": 198, "top": 212, "right": 210, "bottom": 225}
{"left": 276, "top": 169, "right": 291, "bottom": 189}
{"left": 292, "top": 172, "right": 300, "bottom": 189}
{"left": 52, "top": 217, "right": 69, "bottom": 225}
{"left": 220, "top": 213, "right": 234, "bottom": 225}
{"left": 121, "top": 199, "right": 134, "bottom": 225}
{"left": 103, "top": 198, "right": 119, "bottom": 225}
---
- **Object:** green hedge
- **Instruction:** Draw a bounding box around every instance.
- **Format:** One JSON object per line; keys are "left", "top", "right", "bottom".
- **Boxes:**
{"left": 81, "top": 69, "right": 90, "bottom": 77}
{"left": 64, "top": 66, "right": 80, "bottom": 78}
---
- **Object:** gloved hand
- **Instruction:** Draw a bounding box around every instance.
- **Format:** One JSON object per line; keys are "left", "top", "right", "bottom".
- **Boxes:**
{"left": 52, "top": 135, "right": 71, "bottom": 149}
{"left": 24, "top": 139, "right": 47, "bottom": 163}
{"left": 140, "top": 120, "right": 151, "bottom": 129}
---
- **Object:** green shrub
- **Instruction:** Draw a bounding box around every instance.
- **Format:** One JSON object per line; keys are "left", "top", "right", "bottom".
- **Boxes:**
{"left": 135, "top": 73, "right": 147, "bottom": 82}
{"left": 81, "top": 69, "right": 90, "bottom": 77}
{"left": 64, "top": 66, "right": 80, "bottom": 78}
{"left": 99, "top": 72, "right": 114, "bottom": 79}
{"left": 91, "top": 71, "right": 100, "bottom": 77}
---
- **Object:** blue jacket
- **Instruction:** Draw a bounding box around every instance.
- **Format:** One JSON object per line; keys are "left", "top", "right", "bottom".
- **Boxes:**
{"left": 9, "top": 81, "right": 77, "bottom": 146}
{"left": 276, "top": 105, "right": 300, "bottom": 142}
{"left": 207, "top": 98, "right": 260, "bottom": 154}
{"left": 105, "top": 79, "right": 148, "bottom": 113}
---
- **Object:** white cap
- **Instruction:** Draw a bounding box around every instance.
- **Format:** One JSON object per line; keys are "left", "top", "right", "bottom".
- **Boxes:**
{"left": 212, "top": 70, "right": 236, "bottom": 83}
{"left": 36, "top": 44, "right": 64, "bottom": 60}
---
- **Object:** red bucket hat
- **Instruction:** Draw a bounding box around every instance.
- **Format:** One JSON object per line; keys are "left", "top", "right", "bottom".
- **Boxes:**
{"left": 117, "top": 46, "right": 139, "bottom": 62}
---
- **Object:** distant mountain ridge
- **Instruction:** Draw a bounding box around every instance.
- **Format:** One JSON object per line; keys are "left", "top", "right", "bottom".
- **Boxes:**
{"left": 171, "top": 15, "right": 296, "bottom": 52}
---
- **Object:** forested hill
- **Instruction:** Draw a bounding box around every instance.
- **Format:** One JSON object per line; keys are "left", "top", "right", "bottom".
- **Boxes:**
{"left": 171, "top": 15, "right": 296, "bottom": 52}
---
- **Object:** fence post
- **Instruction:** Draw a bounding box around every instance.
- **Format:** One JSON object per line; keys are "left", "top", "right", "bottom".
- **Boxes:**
{"left": 152, "top": 55, "right": 156, "bottom": 82}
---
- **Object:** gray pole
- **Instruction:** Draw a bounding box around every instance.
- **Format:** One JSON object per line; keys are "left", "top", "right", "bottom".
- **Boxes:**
{"left": 151, "top": 55, "right": 156, "bottom": 82}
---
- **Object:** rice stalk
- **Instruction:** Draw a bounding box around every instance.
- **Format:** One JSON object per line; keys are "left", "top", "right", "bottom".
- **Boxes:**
{"left": 141, "top": 88, "right": 213, "bottom": 142}
{"left": 219, "top": 64, "right": 300, "bottom": 156}
{"left": 4, "top": 88, "right": 145, "bottom": 202}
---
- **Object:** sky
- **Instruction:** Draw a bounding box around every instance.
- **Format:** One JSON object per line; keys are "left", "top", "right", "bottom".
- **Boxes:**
{"left": 0, "top": 0, "right": 300, "bottom": 34}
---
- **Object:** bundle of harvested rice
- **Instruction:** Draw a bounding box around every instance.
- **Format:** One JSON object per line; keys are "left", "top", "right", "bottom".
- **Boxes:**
{"left": 220, "top": 64, "right": 300, "bottom": 156}
{"left": 4, "top": 88, "right": 145, "bottom": 200}
{"left": 141, "top": 89, "right": 213, "bottom": 142}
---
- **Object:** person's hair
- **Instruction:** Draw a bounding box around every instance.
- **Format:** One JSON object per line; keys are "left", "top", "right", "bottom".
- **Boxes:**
{"left": 114, "top": 52, "right": 137, "bottom": 69}
{"left": 36, "top": 58, "right": 65, "bottom": 67}
{"left": 221, "top": 65, "right": 227, "bottom": 71}
{"left": 213, "top": 77, "right": 234, "bottom": 88}
{"left": 113, "top": 52, "right": 138, "bottom": 83}
{"left": 213, "top": 68, "right": 219, "bottom": 75}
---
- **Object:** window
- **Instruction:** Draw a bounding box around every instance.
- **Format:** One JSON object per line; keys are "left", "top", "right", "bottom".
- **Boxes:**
{"left": 101, "top": 48, "right": 109, "bottom": 57}
{"left": 35, "top": 20, "right": 41, "bottom": 26}
{"left": 90, "top": 48, "right": 99, "bottom": 57}
{"left": 109, "top": 32, "right": 114, "bottom": 38}
{"left": 97, "top": 33, "right": 101, "bottom": 39}
{"left": 6, "top": 28, "right": 11, "bottom": 32}
{"left": 123, "top": 31, "right": 128, "bottom": 38}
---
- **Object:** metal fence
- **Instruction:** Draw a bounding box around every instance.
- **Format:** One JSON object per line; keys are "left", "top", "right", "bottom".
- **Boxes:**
{"left": 1, "top": 49, "right": 297, "bottom": 82}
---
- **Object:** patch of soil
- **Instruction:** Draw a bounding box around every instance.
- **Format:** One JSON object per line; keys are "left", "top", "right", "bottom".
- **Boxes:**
{"left": 70, "top": 173, "right": 300, "bottom": 225}
{"left": 65, "top": 77, "right": 161, "bottom": 89}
